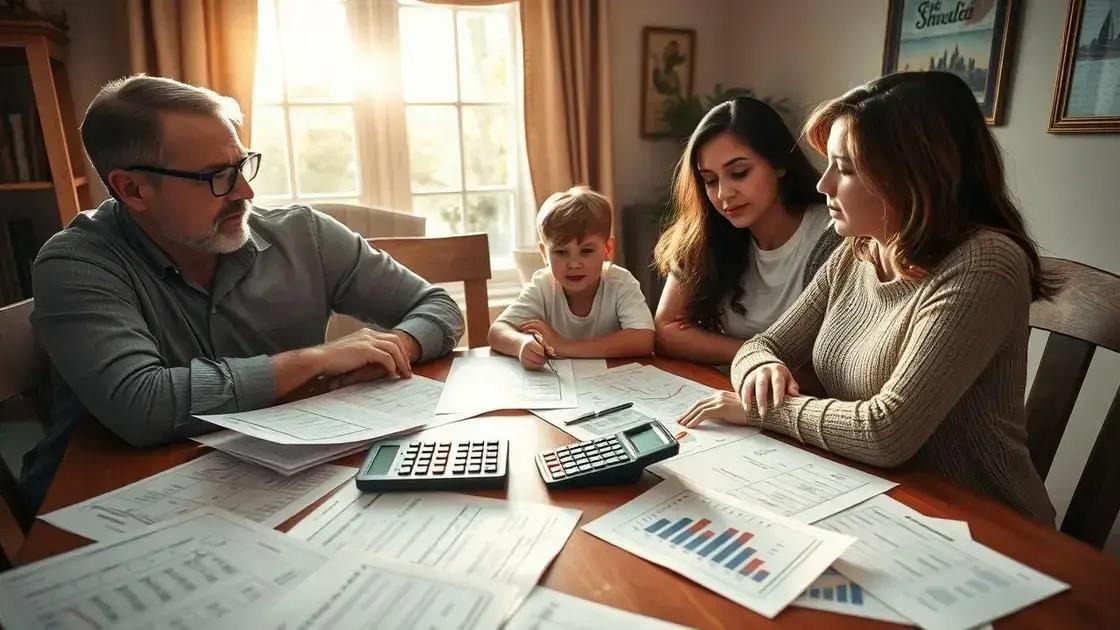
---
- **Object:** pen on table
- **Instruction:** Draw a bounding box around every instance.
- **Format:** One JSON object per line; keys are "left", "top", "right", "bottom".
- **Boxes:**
{"left": 564, "top": 402, "right": 634, "bottom": 425}
{"left": 529, "top": 331, "right": 557, "bottom": 374}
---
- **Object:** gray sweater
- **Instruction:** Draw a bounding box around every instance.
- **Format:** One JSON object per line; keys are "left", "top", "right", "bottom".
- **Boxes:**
{"left": 731, "top": 230, "right": 1055, "bottom": 522}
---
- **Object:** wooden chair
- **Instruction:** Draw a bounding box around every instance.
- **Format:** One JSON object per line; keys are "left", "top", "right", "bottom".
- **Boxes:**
{"left": 1025, "top": 257, "right": 1120, "bottom": 548}
{"left": 0, "top": 298, "right": 48, "bottom": 569}
{"left": 319, "top": 203, "right": 427, "bottom": 342}
{"left": 369, "top": 234, "right": 492, "bottom": 348}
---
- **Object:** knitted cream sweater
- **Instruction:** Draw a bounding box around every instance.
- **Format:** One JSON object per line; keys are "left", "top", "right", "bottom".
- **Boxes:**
{"left": 730, "top": 230, "right": 1055, "bottom": 522}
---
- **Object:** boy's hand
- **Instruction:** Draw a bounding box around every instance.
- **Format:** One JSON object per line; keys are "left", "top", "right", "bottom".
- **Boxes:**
{"left": 519, "top": 320, "right": 565, "bottom": 356}
{"left": 518, "top": 334, "right": 549, "bottom": 370}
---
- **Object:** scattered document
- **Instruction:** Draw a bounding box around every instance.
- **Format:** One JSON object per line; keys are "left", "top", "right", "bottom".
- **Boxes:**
{"left": 216, "top": 550, "right": 518, "bottom": 630}
{"left": 651, "top": 433, "right": 897, "bottom": 523}
{"left": 534, "top": 364, "right": 719, "bottom": 427}
{"left": 197, "top": 375, "right": 468, "bottom": 444}
{"left": 0, "top": 508, "right": 328, "bottom": 630}
{"left": 436, "top": 356, "right": 579, "bottom": 414}
{"left": 506, "top": 587, "right": 693, "bottom": 630}
{"left": 193, "top": 430, "right": 370, "bottom": 475}
{"left": 289, "top": 485, "right": 581, "bottom": 595}
{"left": 793, "top": 517, "right": 974, "bottom": 625}
{"left": 571, "top": 358, "right": 609, "bottom": 380}
{"left": 816, "top": 495, "right": 1068, "bottom": 630}
{"left": 582, "top": 477, "right": 855, "bottom": 619}
{"left": 39, "top": 452, "right": 354, "bottom": 542}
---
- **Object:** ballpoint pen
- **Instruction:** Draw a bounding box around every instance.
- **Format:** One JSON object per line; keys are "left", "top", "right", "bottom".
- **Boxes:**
{"left": 564, "top": 401, "right": 634, "bottom": 425}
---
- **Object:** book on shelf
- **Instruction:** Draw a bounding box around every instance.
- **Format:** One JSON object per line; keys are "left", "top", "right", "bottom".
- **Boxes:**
{"left": 8, "top": 113, "right": 31, "bottom": 182}
{"left": 0, "top": 115, "right": 15, "bottom": 183}
{"left": 0, "top": 107, "right": 52, "bottom": 184}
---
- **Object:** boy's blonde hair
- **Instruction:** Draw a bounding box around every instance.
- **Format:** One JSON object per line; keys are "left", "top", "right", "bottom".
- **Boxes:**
{"left": 536, "top": 185, "right": 613, "bottom": 244}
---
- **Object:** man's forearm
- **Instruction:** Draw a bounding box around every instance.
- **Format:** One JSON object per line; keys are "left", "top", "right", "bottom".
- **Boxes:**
{"left": 270, "top": 347, "right": 326, "bottom": 400}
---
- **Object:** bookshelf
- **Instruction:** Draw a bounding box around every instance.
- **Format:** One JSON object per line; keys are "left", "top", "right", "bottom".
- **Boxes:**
{"left": 0, "top": 18, "right": 92, "bottom": 305}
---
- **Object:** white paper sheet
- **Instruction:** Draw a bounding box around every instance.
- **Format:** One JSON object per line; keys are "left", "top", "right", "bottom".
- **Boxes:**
{"left": 533, "top": 364, "right": 719, "bottom": 427}
{"left": 196, "top": 375, "right": 469, "bottom": 444}
{"left": 571, "top": 358, "right": 609, "bottom": 380}
{"left": 582, "top": 477, "right": 855, "bottom": 619}
{"left": 506, "top": 587, "right": 693, "bottom": 630}
{"left": 435, "top": 356, "right": 579, "bottom": 414}
{"left": 792, "top": 517, "right": 975, "bottom": 625}
{"left": 193, "top": 430, "right": 370, "bottom": 475}
{"left": 816, "top": 495, "right": 1068, "bottom": 630}
{"left": 39, "top": 452, "right": 354, "bottom": 542}
{"left": 215, "top": 549, "right": 519, "bottom": 630}
{"left": 288, "top": 485, "right": 581, "bottom": 597}
{"left": 650, "top": 433, "right": 897, "bottom": 523}
{"left": 0, "top": 508, "right": 329, "bottom": 630}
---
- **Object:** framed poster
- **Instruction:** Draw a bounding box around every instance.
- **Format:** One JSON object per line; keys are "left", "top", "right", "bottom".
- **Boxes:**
{"left": 883, "top": 0, "right": 1018, "bottom": 125}
{"left": 1050, "top": 0, "right": 1120, "bottom": 133}
{"left": 640, "top": 26, "right": 695, "bottom": 138}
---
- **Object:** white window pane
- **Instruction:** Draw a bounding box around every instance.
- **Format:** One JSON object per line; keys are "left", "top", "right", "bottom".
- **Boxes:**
{"left": 406, "top": 106, "right": 462, "bottom": 192}
{"left": 457, "top": 10, "right": 511, "bottom": 102}
{"left": 412, "top": 194, "right": 462, "bottom": 236}
{"left": 289, "top": 106, "right": 358, "bottom": 195}
{"left": 462, "top": 105, "right": 510, "bottom": 188}
{"left": 466, "top": 192, "right": 513, "bottom": 261}
{"left": 280, "top": 0, "right": 356, "bottom": 101}
{"left": 250, "top": 106, "right": 291, "bottom": 197}
{"left": 254, "top": 0, "right": 283, "bottom": 103}
{"left": 399, "top": 6, "right": 457, "bottom": 102}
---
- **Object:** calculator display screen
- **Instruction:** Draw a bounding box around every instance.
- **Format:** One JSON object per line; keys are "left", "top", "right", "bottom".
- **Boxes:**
{"left": 366, "top": 445, "right": 399, "bottom": 475}
{"left": 627, "top": 426, "right": 666, "bottom": 454}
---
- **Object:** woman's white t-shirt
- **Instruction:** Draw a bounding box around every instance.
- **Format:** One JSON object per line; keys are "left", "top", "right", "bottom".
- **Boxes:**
{"left": 719, "top": 206, "right": 834, "bottom": 339}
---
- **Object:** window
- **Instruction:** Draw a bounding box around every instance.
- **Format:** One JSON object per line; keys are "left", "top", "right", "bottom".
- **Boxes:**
{"left": 252, "top": 0, "right": 534, "bottom": 270}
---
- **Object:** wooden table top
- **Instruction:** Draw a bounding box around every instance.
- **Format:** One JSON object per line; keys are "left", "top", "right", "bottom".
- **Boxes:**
{"left": 15, "top": 351, "right": 1120, "bottom": 629}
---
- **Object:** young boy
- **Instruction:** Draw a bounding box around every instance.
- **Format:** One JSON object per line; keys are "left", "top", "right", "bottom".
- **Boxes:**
{"left": 488, "top": 186, "right": 655, "bottom": 369}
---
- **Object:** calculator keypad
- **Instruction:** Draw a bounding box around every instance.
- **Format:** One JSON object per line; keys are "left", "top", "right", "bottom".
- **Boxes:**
{"left": 540, "top": 436, "right": 632, "bottom": 480}
{"left": 395, "top": 441, "right": 503, "bottom": 477}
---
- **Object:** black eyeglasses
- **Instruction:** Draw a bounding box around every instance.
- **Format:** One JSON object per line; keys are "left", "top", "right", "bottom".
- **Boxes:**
{"left": 126, "top": 152, "right": 262, "bottom": 197}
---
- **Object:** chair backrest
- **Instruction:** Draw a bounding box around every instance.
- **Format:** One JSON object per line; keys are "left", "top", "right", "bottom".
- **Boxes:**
{"left": 0, "top": 298, "right": 44, "bottom": 557}
{"left": 313, "top": 203, "right": 425, "bottom": 238}
{"left": 0, "top": 299, "right": 44, "bottom": 403}
{"left": 1025, "top": 257, "right": 1120, "bottom": 548}
{"left": 369, "top": 234, "right": 491, "bottom": 348}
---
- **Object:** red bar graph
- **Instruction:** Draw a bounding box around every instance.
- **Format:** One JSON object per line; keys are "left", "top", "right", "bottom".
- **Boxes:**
{"left": 740, "top": 557, "right": 764, "bottom": 576}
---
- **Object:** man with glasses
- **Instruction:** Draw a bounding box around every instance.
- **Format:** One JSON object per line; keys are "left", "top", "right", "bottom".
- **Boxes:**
{"left": 20, "top": 75, "right": 464, "bottom": 512}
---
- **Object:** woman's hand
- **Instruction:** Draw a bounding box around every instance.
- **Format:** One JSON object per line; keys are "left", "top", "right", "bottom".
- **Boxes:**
{"left": 738, "top": 362, "right": 800, "bottom": 417}
{"left": 676, "top": 391, "right": 749, "bottom": 427}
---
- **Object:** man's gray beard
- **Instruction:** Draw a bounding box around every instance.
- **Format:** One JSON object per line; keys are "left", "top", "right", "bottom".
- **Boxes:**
{"left": 178, "top": 201, "right": 252, "bottom": 254}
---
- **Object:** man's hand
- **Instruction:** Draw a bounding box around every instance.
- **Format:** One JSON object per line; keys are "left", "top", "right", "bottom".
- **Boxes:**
{"left": 322, "top": 330, "right": 420, "bottom": 390}
{"left": 314, "top": 328, "right": 414, "bottom": 380}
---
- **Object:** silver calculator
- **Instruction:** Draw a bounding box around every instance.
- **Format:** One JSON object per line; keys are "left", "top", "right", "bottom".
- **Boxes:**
{"left": 355, "top": 439, "right": 509, "bottom": 492}
{"left": 535, "top": 422, "right": 679, "bottom": 489}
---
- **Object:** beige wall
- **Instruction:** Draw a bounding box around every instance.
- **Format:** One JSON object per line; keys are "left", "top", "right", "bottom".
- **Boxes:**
{"left": 608, "top": 0, "right": 737, "bottom": 208}
{"left": 724, "top": 0, "right": 1120, "bottom": 552}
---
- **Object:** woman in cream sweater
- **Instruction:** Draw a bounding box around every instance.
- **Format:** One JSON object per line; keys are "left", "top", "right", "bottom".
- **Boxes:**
{"left": 676, "top": 72, "right": 1057, "bottom": 523}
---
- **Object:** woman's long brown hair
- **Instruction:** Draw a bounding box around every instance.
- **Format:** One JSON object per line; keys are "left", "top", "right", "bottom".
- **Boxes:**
{"left": 653, "top": 97, "right": 825, "bottom": 330}
{"left": 803, "top": 71, "right": 1055, "bottom": 299}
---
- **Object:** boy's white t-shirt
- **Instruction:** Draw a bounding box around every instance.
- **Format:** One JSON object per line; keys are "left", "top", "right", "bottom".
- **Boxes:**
{"left": 720, "top": 205, "right": 833, "bottom": 339}
{"left": 496, "top": 264, "right": 655, "bottom": 339}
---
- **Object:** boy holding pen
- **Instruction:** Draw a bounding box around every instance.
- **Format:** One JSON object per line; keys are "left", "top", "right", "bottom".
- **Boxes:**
{"left": 488, "top": 186, "right": 655, "bottom": 369}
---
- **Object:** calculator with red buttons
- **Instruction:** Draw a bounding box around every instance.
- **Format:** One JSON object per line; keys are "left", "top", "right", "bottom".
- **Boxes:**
{"left": 535, "top": 422, "right": 679, "bottom": 489}
{"left": 356, "top": 439, "right": 508, "bottom": 492}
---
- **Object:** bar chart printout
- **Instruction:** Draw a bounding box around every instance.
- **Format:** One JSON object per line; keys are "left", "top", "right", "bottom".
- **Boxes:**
{"left": 582, "top": 478, "right": 855, "bottom": 618}
{"left": 793, "top": 569, "right": 909, "bottom": 624}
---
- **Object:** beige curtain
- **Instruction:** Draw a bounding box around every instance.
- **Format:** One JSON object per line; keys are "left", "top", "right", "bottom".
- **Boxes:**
{"left": 520, "top": 0, "right": 615, "bottom": 252}
{"left": 125, "top": 0, "right": 259, "bottom": 144}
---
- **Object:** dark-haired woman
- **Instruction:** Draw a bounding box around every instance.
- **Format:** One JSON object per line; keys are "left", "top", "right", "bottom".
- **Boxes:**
{"left": 653, "top": 97, "right": 841, "bottom": 368}
{"left": 677, "top": 72, "right": 1056, "bottom": 522}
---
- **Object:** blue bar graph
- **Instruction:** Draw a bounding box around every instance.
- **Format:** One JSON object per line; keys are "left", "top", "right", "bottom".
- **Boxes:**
{"left": 803, "top": 582, "right": 865, "bottom": 606}
{"left": 712, "top": 532, "right": 752, "bottom": 563}
{"left": 644, "top": 518, "right": 671, "bottom": 534}
{"left": 725, "top": 547, "right": 756, "bottom": 570}
{"left": 658, "top": 518, "right": 691, "bottom": 540}
{"left": 699, "top": 528, "right": 737, "bottom": 558}
{"left": 684, "top": 532, "right": 712, "bottom": 551}
{"left": 752, "top": 569, "right": 768, "bottom": 583}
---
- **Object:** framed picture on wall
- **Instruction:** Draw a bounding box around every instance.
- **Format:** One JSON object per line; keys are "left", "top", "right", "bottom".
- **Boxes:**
{"left": 1049, "top": 0, "right": 1120, "bottom": 133}
{"left": 882, "top": 0, "right": 1018, "bottom": 125}
{"left": 640, "top": 26, "right": 695, "bottom": 138}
